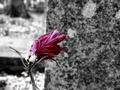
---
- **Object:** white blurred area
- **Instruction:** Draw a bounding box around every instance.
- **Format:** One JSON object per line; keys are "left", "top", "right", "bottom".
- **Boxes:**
{"left": 0, "top": 0, "right": 47, "bottom": 90}
{"left": 0, "top": 72, "right": 45, "bottom": 90}
{"left": 0, "top": 14, "right": 46, "bottom": 58}
{"left": 0, "top": 0, "right": 47, "bottom": 58}
{"left": 0, "top": 3, "right": 4, "bottom": 9}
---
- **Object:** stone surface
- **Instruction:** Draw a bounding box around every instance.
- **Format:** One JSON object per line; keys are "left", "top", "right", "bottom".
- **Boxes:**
{"left": 45, "top": 0, "right": 120, "bottom": 90}
{"left": 82, "top": 0, "right": 96, "bottom": 18}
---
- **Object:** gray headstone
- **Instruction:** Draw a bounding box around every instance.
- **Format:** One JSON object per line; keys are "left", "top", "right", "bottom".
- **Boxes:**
{"left": 45, "top": 0, "right": 120, "bottom": 90}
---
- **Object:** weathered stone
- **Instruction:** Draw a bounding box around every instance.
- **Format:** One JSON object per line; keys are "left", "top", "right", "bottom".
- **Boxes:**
{"left": 45, "top": 0, "right": 120, "bottom": 90}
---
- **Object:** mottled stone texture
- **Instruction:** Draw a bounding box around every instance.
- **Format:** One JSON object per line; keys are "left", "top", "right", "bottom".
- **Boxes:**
{"left": 45, "top": 0, "right": 120, "bottom": 90}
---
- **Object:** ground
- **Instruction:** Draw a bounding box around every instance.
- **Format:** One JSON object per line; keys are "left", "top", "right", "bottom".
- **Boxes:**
{"left": 0, "top": 72, "right": 45, "bottom": 90}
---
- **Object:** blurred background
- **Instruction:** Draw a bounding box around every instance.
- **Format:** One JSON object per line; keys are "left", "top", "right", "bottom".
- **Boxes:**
{"left": 0, "top": 0, "right": 47, "bottom": 90}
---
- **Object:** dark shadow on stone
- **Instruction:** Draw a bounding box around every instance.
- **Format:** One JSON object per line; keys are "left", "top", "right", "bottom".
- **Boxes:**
{"left": 0, "top": 57, "right": 45, "bottom": 76}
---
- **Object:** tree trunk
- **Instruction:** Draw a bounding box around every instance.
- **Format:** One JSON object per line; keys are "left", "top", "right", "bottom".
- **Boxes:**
{"left": 4, "top": 0, "right": 30, "bottom": 18}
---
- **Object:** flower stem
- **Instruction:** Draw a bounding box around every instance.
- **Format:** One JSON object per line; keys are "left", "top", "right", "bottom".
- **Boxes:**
{"left": 27, "top": 56, "right": 47, "bottom": 90}
{"left": 9, "top": 46, "right": 28, "bottom": 68}
{"left": 29, "top": 70, "right": 37, "bottom": 90}
{"left": 28, "top": 63, "right": 39, "bottom": 90}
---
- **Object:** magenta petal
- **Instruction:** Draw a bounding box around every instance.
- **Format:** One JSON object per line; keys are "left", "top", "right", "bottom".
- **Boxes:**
{"left": 29, "top": 30, "right": 67, "bottom": 59}
{"left": 49, "top": 30, "right": 61, "bottom": 39}
{"left": 43, "top": 30, "right": 60, "bottom": 44}
{"left": 30, "top": 40, "right": 39, "bottom": 51}
{"left": 47, "top": 35, "right": 66, "bottom": 44}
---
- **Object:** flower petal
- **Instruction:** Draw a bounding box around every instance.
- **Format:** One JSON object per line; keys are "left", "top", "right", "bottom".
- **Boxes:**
{"left": 29, "top": 30, "right": 67, "bottom": 59}
{"left": 47, "top": 34, "right": 66, "bottom": 45}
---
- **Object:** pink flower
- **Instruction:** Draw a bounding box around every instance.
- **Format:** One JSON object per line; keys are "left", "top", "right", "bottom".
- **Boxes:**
{"left": 29, "top": 30, "right": 67, "bottom": 59}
